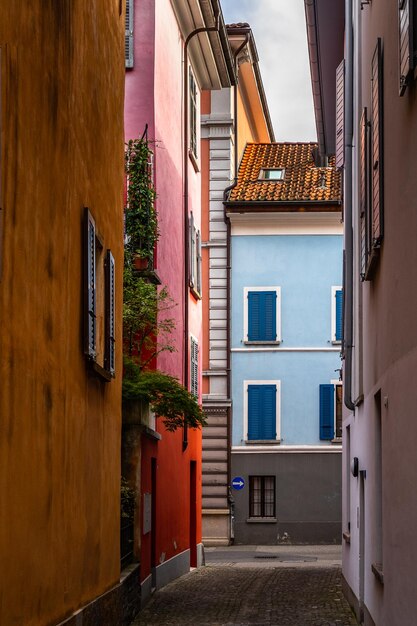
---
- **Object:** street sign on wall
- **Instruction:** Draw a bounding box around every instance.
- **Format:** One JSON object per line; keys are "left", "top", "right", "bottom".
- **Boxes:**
{"left": 232, "top": 477, "right": 245, "bottom": 490}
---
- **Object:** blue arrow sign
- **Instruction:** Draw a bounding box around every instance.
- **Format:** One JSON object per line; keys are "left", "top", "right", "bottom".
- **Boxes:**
{"left": 232, "top": 476, "right": 245, "bottom": 490}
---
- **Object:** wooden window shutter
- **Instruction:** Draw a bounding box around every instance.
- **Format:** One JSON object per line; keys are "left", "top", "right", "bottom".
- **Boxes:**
{"left": 84, "top": 208, "right": 96, "bottom": 359}
{"left": 190, "top": 337, "right": 198, "bottom": 397}
{"left": 399, "top": 0, "right": 415, "bottom": 95}
{"left": 319, "top": 384, "right": 335, "bottom": 440}
{"left": 359, "top": 108, "right": 369, "bottom": 279}
{"left": 189, "top": 69, "right": 197, "bottom": 158}
{"left": 247, "top": 385, "right": 276, "bottom": 440}
{"left": 371, "top": 39, "right": 384, "bottom": 247}
{"left": 335, "top": 289, "right": 343, "bottom": 342}
{"left": 105, "top": 250, "right": 116, "bottom": 377}
{"left": 125, "top": 0, "right": 134, "bottom": 69}
{"left": 189, "top": 213, "right": 196, "bottom": 289}
{"left": 335, "top": 60, "right": 345, "bottom": 169}
{"left": 248, "top": 291, "right": 277, "bottom": 341}
{"left": 196, "top": 230, "right": 202, "bottom": 295}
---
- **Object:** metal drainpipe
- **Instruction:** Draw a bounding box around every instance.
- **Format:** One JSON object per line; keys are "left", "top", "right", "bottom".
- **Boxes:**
{"left": 344, "top": 0, "right": 355, "bottom": 412}
{"left": 223, "top": 33, "right": 249, "bottom": 542}
{"left": 182, "top": 4, "right": 220, "bottom": 450}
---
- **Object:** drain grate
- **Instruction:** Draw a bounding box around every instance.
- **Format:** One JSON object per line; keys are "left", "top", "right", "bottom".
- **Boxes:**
{"left": 254, "top": 554, "right": 317, "bottom": 562}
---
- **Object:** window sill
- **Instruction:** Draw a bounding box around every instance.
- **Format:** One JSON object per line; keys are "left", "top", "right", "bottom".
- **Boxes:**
{"left": 245, "top": 440, "right": 280, "bottom": 445}
{"left": 331, "top": 340, "right": 341, "bottom": 346}
{"left": 371, "top": 562, "right": 384, "bottom": 585}
{"left": 188, "top": 150, "right": 200, "bottom": 173}
{"left": 246, "top": 517, "right": 277, "bottom": 524}
{"left": 190, "top": 285, "right": 202, "bottom": 301}
{"left": 244, "top": 340, "right": 281, "bottom": 346}
{"left": 90, "top": 360, "right": 113, "bottom": 382}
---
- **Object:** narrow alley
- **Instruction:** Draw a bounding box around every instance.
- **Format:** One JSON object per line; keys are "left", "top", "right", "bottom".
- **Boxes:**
{"left": 132, "top": 546, "right": 358, "bottom": 626}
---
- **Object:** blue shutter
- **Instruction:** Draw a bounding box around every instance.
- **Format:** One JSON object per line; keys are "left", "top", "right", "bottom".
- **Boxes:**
{"left": 320, "top": 384, "right": 335, "bottom": 440}
{"left": 335, "top": 289, "right": 343, "bottom": 342}
{"left": 248, "top": 291, "right": 277, "bottom": 341}
{"left": 248, "top": 385, "right": 276, "bottom": 440}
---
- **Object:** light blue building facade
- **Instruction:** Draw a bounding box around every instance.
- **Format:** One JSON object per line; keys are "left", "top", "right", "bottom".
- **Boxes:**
{"left": 225, "top": 143, "right": 343, "bottom": 543}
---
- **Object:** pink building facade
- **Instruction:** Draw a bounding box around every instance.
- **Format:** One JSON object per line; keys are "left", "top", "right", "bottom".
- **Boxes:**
{"left": 124, "top": 0, "right": 234, "bottom": 603}
{"left": 306, "top": 0, "right": 417, "bottom": 623}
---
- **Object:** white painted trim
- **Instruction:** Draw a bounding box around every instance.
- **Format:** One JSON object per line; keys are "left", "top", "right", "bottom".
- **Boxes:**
{"left": 331, "top": 286, "right": 342, "bottom": 344}
{"left": 243, "top": 286, "right": 281, "bottom": 343}
{"left": 243, "top": 379, "right": 281, "bottom": 442}
{"left": 232, "top": 347, "right": 341, "bottom": 352}
{"left": 232, "top": 445, "right": 342, "bottom": 453}
{"left": 228, "top": 212, "right": 343, "bottom": 235}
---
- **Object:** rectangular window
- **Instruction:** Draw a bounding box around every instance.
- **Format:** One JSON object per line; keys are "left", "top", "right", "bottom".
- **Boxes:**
{"left": 189, "top": 68, "right": 198, "bottom": 159}
{"left": 335, "top": 59, "right": 345, "bottom": 169}
{"left": 189, "top": 213, "right": 202, "bottom": 298}
{"left": 105, "top": 250, "right": 116, "bottom": 377}
{"left": 125, "top": 0, "right": 134, "bottom": 69}
{"left": 258, "top": 168, "right": 285, "bottom": 180}
{"left": 84, "top": 208, "right": 115, "bottom": 381}
{"left": 399, "top": 0, "right": 416, "bottom": 95}
{"left": 359, "top": 107, "right": 370, "bottom": 280}
{"left": 245, "top": 381, "right": 280, "bottom": 442}
{"left": 190, "top": 336, "right": 199, "bottom": 398}
{"left": 331, "top": 286, "right": 343, "bottom": 344}
{"left": 244, "top": 287, "right": 281, "bottom": 343}
{"left": 249, "top": 476, "right": 276, "bottom": 518}
{"left": 319, "top": 382, "right": 343, "bottom": 441}
{"left": 361, "top": 39, "right": 384, "bottom": 280}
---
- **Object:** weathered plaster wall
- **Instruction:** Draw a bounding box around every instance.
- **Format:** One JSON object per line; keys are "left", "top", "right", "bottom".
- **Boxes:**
{"left": 343, "top": 2, "right": 417, "bottom": 624}
{"left": 0, "top": 3, "right": 125, "bottom": 625}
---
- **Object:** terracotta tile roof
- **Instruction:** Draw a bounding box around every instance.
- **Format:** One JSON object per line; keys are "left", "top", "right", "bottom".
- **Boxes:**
{"left": 228, "top": 142, "right": 341, "bottom": 205}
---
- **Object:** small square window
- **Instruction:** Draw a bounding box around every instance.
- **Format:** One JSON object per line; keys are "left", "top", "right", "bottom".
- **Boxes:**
{"left": 258, "top": 168, "right": 285, "bottom": 181}
{"left": 249, "top": 476, "right": 276, "bottom": 518}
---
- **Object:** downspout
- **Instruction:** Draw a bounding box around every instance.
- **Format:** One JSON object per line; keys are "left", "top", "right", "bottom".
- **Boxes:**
{"left": 183, "top": 4, "right": 220, "bottom": 450}
{"left": 223, "top": 33, "right": 249, "bottom": 541}
{"left": 344, "top": 0, "right": 355, "bottom": 412}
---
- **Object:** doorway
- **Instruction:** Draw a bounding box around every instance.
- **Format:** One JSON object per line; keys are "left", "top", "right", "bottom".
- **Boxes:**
{"left": 190, "top": 461, "right": 197, "bottom": 567}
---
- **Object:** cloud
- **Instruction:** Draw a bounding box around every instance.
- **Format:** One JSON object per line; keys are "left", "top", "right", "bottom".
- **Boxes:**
{"left": 221, "top": 0, "right": 316, "bottom": 142}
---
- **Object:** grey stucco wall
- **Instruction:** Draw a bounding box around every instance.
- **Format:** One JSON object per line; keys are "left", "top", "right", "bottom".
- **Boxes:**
{"left": 231, "top": 452, "right": 341, "bottom": 544}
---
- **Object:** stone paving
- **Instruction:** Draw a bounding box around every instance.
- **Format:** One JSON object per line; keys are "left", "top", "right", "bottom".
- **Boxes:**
{"left": 131, "top": 547, "right": 358, "bottom": 626}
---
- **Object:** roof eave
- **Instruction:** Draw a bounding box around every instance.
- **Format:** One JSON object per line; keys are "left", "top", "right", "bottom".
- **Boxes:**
{"left": 304, "top": 0, "right": 344, "bottom": 157}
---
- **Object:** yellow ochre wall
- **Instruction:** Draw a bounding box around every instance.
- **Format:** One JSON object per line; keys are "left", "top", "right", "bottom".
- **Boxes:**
{"left": 0, "top": 3, "right": 125, "bottom": 625}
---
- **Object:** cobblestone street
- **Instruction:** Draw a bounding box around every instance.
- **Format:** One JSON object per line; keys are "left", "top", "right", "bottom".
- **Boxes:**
{"left": 131, "top": 547, "right": 358, "bottom": 626}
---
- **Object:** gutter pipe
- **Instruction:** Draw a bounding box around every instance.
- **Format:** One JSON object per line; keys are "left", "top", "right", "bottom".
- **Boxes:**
{"left": 343, "top": 0, "right": 355, "bottom": 411}
{"left": 182, "top": 2, "right": 220, "bottom": 450}
{"left": 223, "top": 33, "right": 249, "bottom": 541}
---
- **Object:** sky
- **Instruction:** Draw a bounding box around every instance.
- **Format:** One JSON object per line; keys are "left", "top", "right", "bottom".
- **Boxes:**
{"left": 220, "top": 0, "right": 317, "bottom": 143}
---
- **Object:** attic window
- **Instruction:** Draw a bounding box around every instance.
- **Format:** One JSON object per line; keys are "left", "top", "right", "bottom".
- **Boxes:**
{"left": 258, "top": 168, "right": 285, "bottom": 181}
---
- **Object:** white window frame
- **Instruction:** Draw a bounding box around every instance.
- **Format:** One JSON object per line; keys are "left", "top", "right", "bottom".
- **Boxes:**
{"left": 331, "top": 286, "right": 342, "bottom": 344}
{"left": 243, "top": 286, "right": 281, "bottom": 344}
{"left": 331, "top": 378, "right": 343, "bottom": 441}
{"left": 243, "top": 380, "right": 281, "bottom": 443}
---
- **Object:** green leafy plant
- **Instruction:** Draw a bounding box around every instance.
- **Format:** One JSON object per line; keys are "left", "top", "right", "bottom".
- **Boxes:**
{"left": 123, "top": 366, "right": 206, "bottom": 432}
{"left": 121, "top": 476, "right": 136, "bottom": 520}
{"left": 125, "top": 137, "right": 158, "bottom": 261}
{"left": 123, "top": 259, "right": 177, "bottom": 371}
